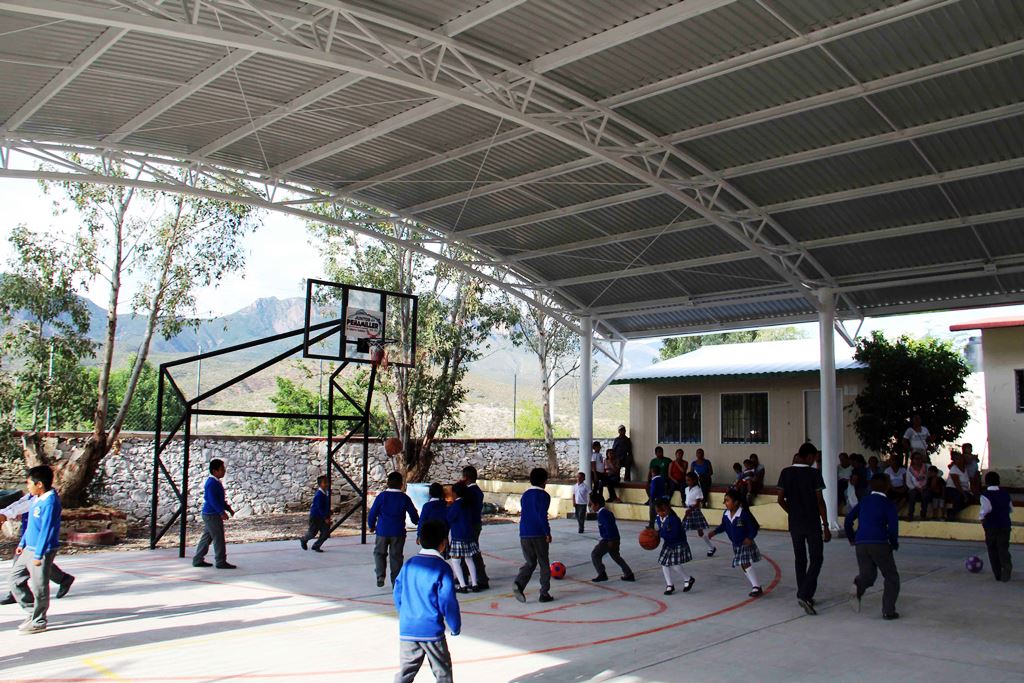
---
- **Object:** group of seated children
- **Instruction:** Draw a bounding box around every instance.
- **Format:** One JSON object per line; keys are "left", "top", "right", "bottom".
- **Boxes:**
{"left": 731, "top": 454, "right": 765, "bottom": 499}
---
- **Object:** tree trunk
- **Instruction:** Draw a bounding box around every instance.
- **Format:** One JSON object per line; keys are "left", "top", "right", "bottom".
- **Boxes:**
{"left": 21, "top": 431, "right": 106, "bottom": 508}
{"left": 539, "top": 343, "right": 558, "bottom": 476}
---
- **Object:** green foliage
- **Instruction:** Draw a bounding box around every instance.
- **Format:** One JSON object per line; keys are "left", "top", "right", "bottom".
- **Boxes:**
{"left": 107, "top": 356, "right": 184, "bottom": 432}
{"left": 516, "top": 400, "right": 570, "bottom": 439}
{"left": 660, "top": 326, "right": 807, "bottom": 360}
{"left": 0, "top": 225, "right": 96, "bottom": 431}
{"left": 853, "top": 331, "right": 970, "bottom": 454}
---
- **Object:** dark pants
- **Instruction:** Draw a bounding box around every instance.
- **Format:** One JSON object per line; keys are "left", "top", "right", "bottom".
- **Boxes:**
{"left": 193, "top": 513, "right": 227, "bottom": 566}
{"left": 592, "top": 539, "right": 633, "bottom": 579}
{"left": 459, "top": 521, "right": 489, "bottom": 587}
{"left": 574, "top": 504, "right": 587, "bottom": 532}
{"left": 697, "top": 474, "right": 712, "bottom": 507}
{"left": 301, "top": 516, "right": 330, "bottom": 550}
{"left": 395, "top": 638, "right": 453, "bottom": 683}
{"left": 945, "top": 488, "right": 971, "bottom": 519}
{"left": 854, "top": 543, "right": 900, "bottom": 616}
{"left": 10, "top": 549, "right": 55, "bottom": 627}
{"left": 375, "top": 535, "right": 406, "bottom": 584}
{"left": 790, "top": 530, "right": 824, "bottom": 601}
{"left": 603, "top": 474, "right": 619, "bottom": 501}
{"left": 985, "top": 527, "right": 1012, "bottom": 582}
{"left": 620, "top": 458, "right": 633, "bottom": 482}
{"left": 515, "top": 536, "right": 551, "bottom": 597}
{"left": 907, "top": 488, "right": 932, "bottom": 519}
{"left": 838, "top": 479, "right": 849, "bottom": 510}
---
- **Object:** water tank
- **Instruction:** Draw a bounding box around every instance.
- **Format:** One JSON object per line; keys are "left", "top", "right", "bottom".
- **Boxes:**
{"left": 964, "top": 336, "right": 983, "bottom": 372}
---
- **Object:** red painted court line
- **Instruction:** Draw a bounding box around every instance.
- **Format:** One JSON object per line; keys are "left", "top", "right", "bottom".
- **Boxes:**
{"left": 1, "top": 555, "right": 783, "bottom": 682}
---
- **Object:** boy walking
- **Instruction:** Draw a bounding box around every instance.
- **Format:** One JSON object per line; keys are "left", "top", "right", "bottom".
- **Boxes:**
{"left": 979, "top": 471, "right": 1013, "bottom": 582}
{"left": 9, "top": 465, "right": 62, "bottom": 634}
{"left": 513, "top": 468, "right": 553, "bottom": 603}
{"left": 589, "top": 492, "right": 635, "bottom": 583}
{"left": 393, "top": 519, "right": 460, "bottom": 683}
{"left": 777, "top": 442, "right": 831, "bottom": 615}
{"left": 845, "top": 475, "right": 900, "bottom": 619}
{"left": 461, "top": 466, "right": 490, "bottom": 590}
{"left": 299, "top": 475, "right": 331, "bottom": 552}
{"left": 573, "top": 472, "right": 590, "bottom": 533}
{"left": 193, "top": 459, "right": 236, "bottom": 569}
{"left": 369, "top": 472, "right": 420, "bottom": 588}
{"left": 1, "top": 491, "right": 74, "bottom": 605}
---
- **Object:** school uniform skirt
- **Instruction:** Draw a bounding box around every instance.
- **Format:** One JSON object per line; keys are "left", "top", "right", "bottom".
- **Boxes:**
{"left": 731, "top": 542, "right": 761, "bottom": 568}
{"left": 682, "top": 508, "right": 709, "bottom": 531}
{"left": 448, "top": 539, "right": 479, "bottom": 559}
{"left": 659, "top": 542, "right": 692, "bottom": 566}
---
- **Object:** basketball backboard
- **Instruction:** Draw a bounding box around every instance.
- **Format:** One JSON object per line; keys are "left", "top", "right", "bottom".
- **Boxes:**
{"left": 302, "top": 278, "right": 417, "bottom": 368}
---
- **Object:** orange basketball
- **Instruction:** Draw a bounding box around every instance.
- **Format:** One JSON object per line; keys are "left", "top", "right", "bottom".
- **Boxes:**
{"left": 639, "top": 527, "right": 660, "bottom": 551}
{"left": 384, "top": 437, "right": 403, "bottom": 456}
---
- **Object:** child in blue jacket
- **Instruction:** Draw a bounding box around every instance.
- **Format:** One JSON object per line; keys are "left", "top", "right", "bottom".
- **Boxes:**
{"left": 369, "top": 471, "right": 420, "bottom": 588}
{"left": 708, "top": 488, "right": 763, "bottom": 597}
{"left": 393, "top": 519, "right": 461, "bottom": 683}
{"left": 590, "top": 492, "right": 635, "bottom": 582}
{"left": 654, "top": 499, "right": 694, "bottom": 595}
{"left": 513, "top": 468, "right": 553, "bottom": 604}
{"left": 192, "top": 459, "right": 236, "bottom": 569}
{"left": 0, "top": 491, "right": 74, "bottom": 605}
{"left": 447, "top": 482, "right": 481, "bottom": 593}
{"left": 9, "top": 466, "right": 62, "bottom": 634}
{"left": 417, "top": 482, "right": 448, "bottom": 544}
{"left": 300, "top": 475, "right": 331, "bottom": 552}
{"left": 844, "top": 475, "right": 900, "bottom": 619}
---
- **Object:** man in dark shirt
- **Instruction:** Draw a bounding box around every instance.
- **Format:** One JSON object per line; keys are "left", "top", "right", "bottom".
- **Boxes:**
{"left": 777, "top": 442, "right": 831, "bottom": 615}
{"left": 612, "top": 426, "right": 633, "bottom": 482}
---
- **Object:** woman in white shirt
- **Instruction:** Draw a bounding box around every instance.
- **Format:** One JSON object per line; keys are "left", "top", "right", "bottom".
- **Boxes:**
{"left": 883, "top": 454, "right": 909, "bottom": 510}
{"left": 945, "top": 452, "right": 975, "bottom": 520}
{"left": 902, "top": 414, "right": 933, "bottom": 459}
{"left": 905, "top": 452, "right": 930, "bottom": 520}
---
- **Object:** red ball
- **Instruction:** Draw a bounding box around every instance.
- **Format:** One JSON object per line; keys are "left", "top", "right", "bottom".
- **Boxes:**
{"left": 550, "top": 561, "right": 566, "bottom": 579}
{"left": 639, "top": 527, "right": 660, "bottom": 551}
{"left": 384, "top": 437, "right": 403, "bottom": 456}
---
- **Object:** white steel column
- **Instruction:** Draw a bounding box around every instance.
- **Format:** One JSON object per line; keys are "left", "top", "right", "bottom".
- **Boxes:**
{"left": 579, "top": 316, "right": 593, "bottom": 486}
{"left": 818, "top": 289, "right": 840, "bottom": 529}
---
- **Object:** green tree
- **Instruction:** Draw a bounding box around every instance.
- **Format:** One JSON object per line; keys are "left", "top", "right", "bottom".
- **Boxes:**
{"left": 853, "top": 331, "right": 970, "bottom": 455}
{"left": 310, "top": 207, "right": 511, "bottom": 481}
{"left": 0, "top": 225, "right": 96, "bottom": 432}
{"left": 516, "top": 399, "right": 570, "bottom": 440}
{"left": 660, "top": 326, "right": 807, "bottom": 360}
{"left": 107, "top": 355, "right": 184, "bottom": 432}
{"left": 26, "top": 158, "right": 261, "bottom": 506}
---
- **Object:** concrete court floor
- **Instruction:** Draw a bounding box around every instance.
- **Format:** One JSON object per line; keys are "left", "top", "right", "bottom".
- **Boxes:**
{"left": 0, "top": 518, "right": 1020, "bottom": 683}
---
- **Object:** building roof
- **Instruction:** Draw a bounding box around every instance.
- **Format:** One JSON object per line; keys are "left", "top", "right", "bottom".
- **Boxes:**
{"left": 2, "top": 2, "right": 1024, "bottom": 340}
{"left": 950, "top": 317, "right": 1024, "bottom": 331}
{"left": 613, "top": 339, "right": 866, "bottom": 384}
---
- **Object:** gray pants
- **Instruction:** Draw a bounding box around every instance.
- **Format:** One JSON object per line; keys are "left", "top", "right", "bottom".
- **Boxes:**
{"left": 193, "top": 513, "right": 227, "bottom": 566}
{"left": 855, "top": 543, "right": 900, "bottom": 616}
{"left": 985, "top": 527, "right": 1012, "bottom": 581}
{"left": 375, "top": 535, "right": 406, "bottom": 584}
{"left": 592, "top": 539, "right": 633, "bottom": 578}
{"left": 515, "top": 536, "right": 550, "bottom": 597}
{"left": 4, "top": 555, "right": 69, "bottom": 600}
{"left": 301, "top": 517, "right": 330, "bottom": 550}
{"left": 10, "top": 549, "right": 56, "bottom": 627}
{"left": 395, "top": 639, "right": 453, "bottom": 683}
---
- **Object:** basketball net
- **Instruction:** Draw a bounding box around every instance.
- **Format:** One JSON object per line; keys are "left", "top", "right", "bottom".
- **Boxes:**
{"left": 369, "top": 341, "right": 389, "bottom": 371}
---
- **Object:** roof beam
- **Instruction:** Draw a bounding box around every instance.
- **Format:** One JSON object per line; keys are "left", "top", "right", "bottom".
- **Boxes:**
{"left": 0, "top": 27, "right": 127, "bottom": 133}
{"left": 507, "top": 215, "right": 710, "bottom": 262}
{"left": 195, "top": 0, "right": 526, "bottom": 158}
{"left": 549, "top": 250, "right": 754, "bottom": 287}
{"left": 666, "top": 38, "right": 1024, "bottom": 145}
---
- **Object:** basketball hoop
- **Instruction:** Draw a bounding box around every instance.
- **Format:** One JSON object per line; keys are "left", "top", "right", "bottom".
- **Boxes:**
{"left": 368, "top": 338, "right": 396, "bottom": 371}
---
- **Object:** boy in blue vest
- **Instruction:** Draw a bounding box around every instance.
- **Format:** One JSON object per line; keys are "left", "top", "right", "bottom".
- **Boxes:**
{"left": 513, "top": 467, "right": 553, "bottom": 603}
{"left": 193, "top": 459, "right": 236, "bottom": 569}
{"left": 979, "top": 471, "right": 1013, "bottom": 582}
{"left": 9, "top": 466, "right": 62, "bottom": 634}
{"left": 369, "top": 471, "right": 420, "bottom": 588}
{"left": 300, "top": 475, "right": 331, "bottom": 552}
{"left": 393, "top": 519, "right": 460, "bottom": 683}
{"left": 1, "top": 492, "right": 74, "bottom": 605}
{"left": 844, "top": 474, "right": 900, "bottom": 619}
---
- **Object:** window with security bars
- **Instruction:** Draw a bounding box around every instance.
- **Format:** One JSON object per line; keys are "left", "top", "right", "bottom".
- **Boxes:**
{"left": 721, "top": 392, "right": 769, "bottom": 444}
{"left": 658, "top": 395, "right": 701, "bottom": 443}
{"left": 1016, "top": 369, "right": 1024, "bottom": 413}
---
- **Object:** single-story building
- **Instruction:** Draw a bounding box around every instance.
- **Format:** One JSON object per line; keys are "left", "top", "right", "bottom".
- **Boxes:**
{"left": 950, "top": 317, "right": 1024, "bottom": 484}
{"left": 612, "top": 339, "right": 870, "bottom": 482}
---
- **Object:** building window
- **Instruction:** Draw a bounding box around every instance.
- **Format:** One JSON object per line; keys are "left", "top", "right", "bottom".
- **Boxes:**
{"left": 1016, "top": 369, "right": 1024, "bottom": 413}
{"left": 658, "top": 395, "right": 701, "bottom": 443}
{"left": 721, "top": 392, "right": 769, "bottom": 444}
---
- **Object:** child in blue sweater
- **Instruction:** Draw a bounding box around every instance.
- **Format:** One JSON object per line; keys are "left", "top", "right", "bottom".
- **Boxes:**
{"left": 844, "top": 475, "right": 900, "bottom": 619}
{"left": 513, "top": 468, "right": 553, "bottom": 603}
{"left": 417, "top": 482, "right": 448, "bottom": 544}
{"left": 461, "top": 466, "right": 490, "bottom": 590}
{"left": 300, "top": 475, "right": 331, "bottom": 552}
{"left": 590, "top": 492, "right": 635, "bottom": 582}
{"left": 708, "top": 488, "right": 763, "bottom": 597}
{"left": 393, "top": 519, "right": 461, "bottom": 683}
{"left": 447, "top": 482, "right": 481, "bottom": 593}
{"left": 369, "top": 472, "right": 420, "bottom": 588}
{"left": 654, "top": 499, "right": 694, "bottom": 595}
{"left": 0, "top": 492, "right": 74, "bottom": 605}
{"left": 9, "top": 466, "right": 62, "bottom": 634}
{"left": 193, "top": 459, "right": 236, "bottom": 569}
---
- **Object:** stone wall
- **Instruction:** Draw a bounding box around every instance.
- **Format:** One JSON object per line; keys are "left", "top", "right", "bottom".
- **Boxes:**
{"left": 6, "top": 433, "right": 612, "bottom": 525}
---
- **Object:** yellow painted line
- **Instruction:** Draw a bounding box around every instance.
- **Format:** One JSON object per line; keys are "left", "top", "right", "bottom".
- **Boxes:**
{"left": 82, "top": 657, "right": 131, "bottom": 681}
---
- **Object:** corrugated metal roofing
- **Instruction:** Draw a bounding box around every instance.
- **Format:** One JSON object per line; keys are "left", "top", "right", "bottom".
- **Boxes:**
{"left": 2, "top": 0, "right": 1024, "bottom": 339}
{"left": 613, "top": 339, "right": 867, "bottom": 383}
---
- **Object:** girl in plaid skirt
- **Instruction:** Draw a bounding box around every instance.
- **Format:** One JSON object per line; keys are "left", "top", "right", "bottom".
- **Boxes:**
{"left": 682, "top": 472, "right": 717, "bottom": 557}
{"left": 446, "top": 482, "right": 481, "bottom": 593}
{"left": 709, "top": 488, "right": 763, "bottom": 597}
{"left": 654, "top": 499, "right": 695, "bottom": 595}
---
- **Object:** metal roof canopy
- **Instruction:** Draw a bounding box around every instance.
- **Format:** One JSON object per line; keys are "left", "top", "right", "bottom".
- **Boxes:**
{"left": 1, "top": 0, "right": 1023, "bottom": 343}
